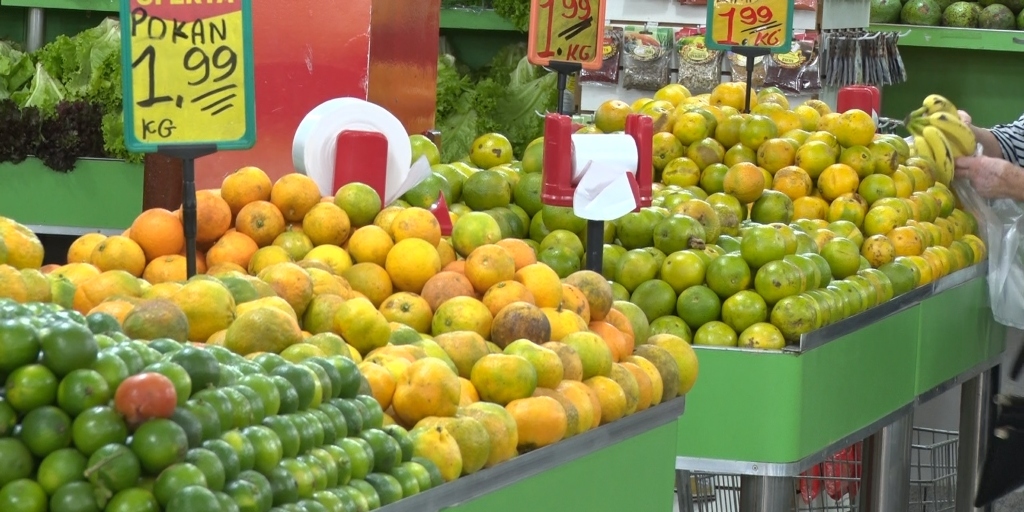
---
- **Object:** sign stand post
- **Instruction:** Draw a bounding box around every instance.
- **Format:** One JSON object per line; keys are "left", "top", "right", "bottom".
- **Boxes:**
{"left": 159, "top": 145, "right": 218, "bottom": 278}
{"left": 120, "top": 0, "right": 257, "bottom": 279}
{"left": 733, "top": 47, "right": 772, "bottom": 113}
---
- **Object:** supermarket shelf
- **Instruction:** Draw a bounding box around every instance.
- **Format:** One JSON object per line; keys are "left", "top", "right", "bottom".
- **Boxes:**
{"left": 25, "top": 224, "right": 125, "bottom": 237}
{"left": 869, "top": 23, "right": 1024, "bottom": 53}
{"left": 604, "top": 0, "right": 818, "bottom": 31}
{"left": 2, "top": 0, "right": 117, "bottom": 11}
{"left": 378, "top": 397, "right": 685, "bottom": 512}
{"left": 440, "top": 7, "right": 519, "bottom": 31}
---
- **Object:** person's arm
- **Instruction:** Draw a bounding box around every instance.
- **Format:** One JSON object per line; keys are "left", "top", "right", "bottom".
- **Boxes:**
{"left": 985, "top": 114, "right": 1024, "bottom": 166}
{"left": 972, "top": 125, "right": 1005, "bottom": 159}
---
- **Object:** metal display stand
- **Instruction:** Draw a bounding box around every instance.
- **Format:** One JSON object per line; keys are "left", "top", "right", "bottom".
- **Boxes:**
{"left": 377, "top": 398, "right": 685, "bottom": 512}
{"left": 674, "top": 264, "right": 1004, "bottom": 512}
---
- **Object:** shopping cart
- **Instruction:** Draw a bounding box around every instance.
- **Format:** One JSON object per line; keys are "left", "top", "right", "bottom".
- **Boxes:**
{"left": 679, "top": 428, "right": 959, "bottom": 512}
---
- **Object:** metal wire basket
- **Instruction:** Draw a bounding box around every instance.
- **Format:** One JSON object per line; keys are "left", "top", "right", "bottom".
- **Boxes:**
{"left": 910, "top": 428, "right": 959, "bottom": 512}
{"left": 679, "top": 428, "right": 959, "bottom": 512}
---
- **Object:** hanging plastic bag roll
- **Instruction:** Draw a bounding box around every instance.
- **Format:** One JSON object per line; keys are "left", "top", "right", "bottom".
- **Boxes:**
{"left": 569, "top": 134, "right": 640, "bottom": 221}
{"left": 292, "top": 97, "right": 413, "bottom": 199}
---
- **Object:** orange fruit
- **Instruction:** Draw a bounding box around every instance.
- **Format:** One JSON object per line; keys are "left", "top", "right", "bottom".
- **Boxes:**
{"left": 347, "top": 226, "right": 395, "bottom": 267}
{"left": 271, "top": 173, "right": 322, "bottom": 223}
{"left": 248, "top": 246, "right": 293, "bottom": 275}
{"left": 482, "top": 281, "right": 536, "bottom": 317}
{"left": 756, "top": 138, "right": 797, "bottom": 174}
{"left": 343, "top": 263, "right": 393, "bottom": 307}
{"left": 379, "top": 292, "right": 433, "bottom": 333}
{"left": 334, "top": 182, "right": 383, "bottom": 228}
{"left": 90, "top": 235, "right": 147, "bottom": 277}
{"left": 593, "top": 100, "right": 632, "bottom": 133}
{"left": 469, "top": 353, "right": 538, "bottom": 406}
{"left": 432, "top": 295, "right": 494, "bottom": 339}
{"left": 505, "top": 396, "right": 567, "bottom": 451}
{"left": 794, "top": 140, "right": 837, "bottom": 180}
{"left": 72, "top": 270, "right": 143, "bottom": 314}
{"left": 832, "top": 109, "right": 876, "bottom": 148}
{"left": 67, "top": 233, "right": 107, "bottom": 264}
{"left": 391, "top": 207, "right": 442, "bottom": 246}
{"left": 235, "top": 200, "right": 287, "bottom": 247}
{"left": 817, "top": 163, "right": 860, "bottom": 202}
{"left": 170, "top": 279, "right": 236, "bottom": 341}
{"left": 589, "top": 321, "right": 631, "bottom": 363}
{"left": 421, "top": 271, "right": 476, "bottom": 312}
{"left": 143, "top": 255, "right": 188, "bottom": 284}
{"left": 495, "top": 238, "right": 537, "bottom": 270}
{"left": 300, "top": 202, "right": 351, "bottom": 247}
{"left": 710, "top": 82, "right": 755, "bottom": 111}
{"left": 772, "top": 166, "right": 813, "bottom": 200}
{"left": 862, "top": 234, "right": 896, "bottom": 268}
{"left": 224, "top": 306, "right": 302, "bottom": 355}
{"left": 258, "top": 262, "right": 315, "bottom": 317}
{"left": 221, "top": 166, "right": 273, "bottom": 218}
{"left": 464, "top": 244, "right": 516, "bottom": 295}
{"left": 738, "top": 115, "right": 778, "bottom": 151}
{"left": 205, "top": 231, "right": 259, "bottom": 269}
{"left": 129, "top": 208, "right": 185, "bottom": 261}
{"left": 647, "top": 333, "right": 700, "bottom": 395}
{"left": 793, "top": 196, "right": 829, "bottom": 220}
{"left": 491, "top": 302, "right": 552, "bottom": 348}
{"left": 513, "top": 263, "right": 563, "bottom": 308}
{"left": 722, "top": 162, "right": 766, "bottom": 204}
{"left": 888, "top": 226, "right": 925, "bottom": 257}
{"left": 672, "top": 112, "right": 710, "bottom": 146}
{"left": 359, "top": 362, "right": 397, "bottom": 410}
{"left": 392, "top": 358, "right": 461, "bottom": 426}
{"left": 559, "top": 283, "right": 591, "bottom": 324}
{"left": 385, "top": 238, "right": 441, "bottom": 294}
{"left": 584, "top": 376, "right": 627, "bottom": 425}
{"left": 189, "top": 190, "right": 233, "bottom": 245}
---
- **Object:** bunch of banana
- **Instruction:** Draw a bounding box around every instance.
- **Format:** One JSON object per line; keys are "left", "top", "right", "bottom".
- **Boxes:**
{"left": 903, "top": 94, "right": 977, "bottom": 187}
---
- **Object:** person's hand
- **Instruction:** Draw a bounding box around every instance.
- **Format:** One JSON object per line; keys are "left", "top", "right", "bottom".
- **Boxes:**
{"left": 958, "top": 109, "right": 972, "bottom": 125}
{"left": 955, "top": 156, "right": 1017, "bottom": 199}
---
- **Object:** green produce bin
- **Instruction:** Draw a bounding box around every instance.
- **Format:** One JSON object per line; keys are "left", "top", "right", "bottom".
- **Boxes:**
{"left": 378, "top": 397, "right": 685, "bottom": 512}
{"left": 675, "top": 263, "right": 1001, "bottom": 473}
{"left": 0, "top": 158, "right": 144, "bottom": 235}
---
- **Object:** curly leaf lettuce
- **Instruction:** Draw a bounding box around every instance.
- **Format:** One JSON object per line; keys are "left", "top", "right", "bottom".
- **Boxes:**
{"left": 13, "top": 63, "right": 66, "bottom": 114}
{"left": 0, "top": 41, "right": 35, "bottom": 100}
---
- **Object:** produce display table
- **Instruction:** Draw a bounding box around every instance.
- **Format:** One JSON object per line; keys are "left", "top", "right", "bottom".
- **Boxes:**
{"left": 674, "top": 264, "right": 1003, "bottom": 511}
{"left": 378, "top": 397, "right": 685, "bottom": 512}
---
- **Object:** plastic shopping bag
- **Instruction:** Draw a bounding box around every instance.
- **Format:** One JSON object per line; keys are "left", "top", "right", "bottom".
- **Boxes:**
{"left": 952, "top": 175, "right": 1024, "bottom": 329}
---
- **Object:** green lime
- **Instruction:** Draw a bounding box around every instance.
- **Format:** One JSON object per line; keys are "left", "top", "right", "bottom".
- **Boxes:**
{"left": 153, "top": 463, "right": 207, "bottom": 507}
{"left": 143, "top": 362, "right": 192, "bottom": 406}
{"left": 389, "top": 464, "right": 421, "bottom": 497}
{"left": 215, "top": 491, "right": 241, "bottom": 512}
{"left": 39, "top": 322, "right": 98, "bottom": 378}
{"left": 146, "top": 338, "right": 183, "bottom": 355}
{"left": 182, "top": 399, "right": 223, "bottom": 442}
{"left": 85, "top": 312, "right": 121, "bottom": 335}
{"left": 185, "top": 447, "right": 226, "bottom": 492}
{"left": 365, "top": 472, "right": 404, "bottom": 505}
{"left": 359, "top": 429, "right": 400, "bottom": 473}
{"left": 401, "top": 461, "right": 433, "bottom": 492}
{"left": 5, "top": 364, "right": 58, "bottom": 413}
{"left": 462, "top": 170, "right": 511, "bottom": 211}
{"left": 298, "top": 454, "right": 329, "bottom": 492}
{"left": 329, "top": 399, "right": 363, "bottom": 437}
{"left": 242, "top": 425, "right": 283, "bottom": 475}
{"left": 321, "top": 444, "right": 352, "bottom": 487}
{"left": 37, "top": 447, "right": 87, "bottom": 495}
{"left": 220, "top": 387, "right": 255, "bottom": 430}
{"left": 313, "top": 490, "right": 347, "bottom": 511}
{"left": 201, "top": 439, "right": 241, "bottom": 483}
{"left": 89, "top": 351, "right": 130, "bottom": 392}
{"left": 0, "top": 438, "right": 34, "bottom": 487}
{"left": 280, "top": 457, "right": 315, "bottom": 500}
{"left": 266, "top": 464, "right": 299, "bottom": 506}
{"left": 0, "top": 319, "right": 39, "bottom": 374}
{"left": 130, "top": 418, "right": 188, "bottom": 475}
{"left": 308, "top": 448, "right": 340, "bottom": 489}
{"left": 169, "top": 407, "right": 204, "bottom": 450}
{"left": 20, "top": 405, "right": 72, "bottom": 458}
{"left": 93, "top": 334, "right": 115, "bottom": 350}
{"left": 165, "top": 485, "right": 220, "bottom": 512}
{"left": 57, "top": 369, "right": 111, "bottom": 417}
{"left": 300, "top": 362, "right": 333, "bottom": 406}
{"left": 104, "top": 488, "right": 159, "bottom": 512}
{"left": 231, "top": 385, "right": 268, "bottom": 426}
{"left": 354, "top": 395, "right": 384, "bottom": 430}
{"left": 325, "top": 487, "right": 358, "bottom": 511}
{"left": 235, "top": 469, "right": 274, "bottom": 511}
{"left": 271, "top": 365, "right": 317, "bottom": 411}
{"left": 412, "top": 456, "right": 444, "bottom": 488}
{"left": 85, "top": 443, "right": 141, "bottom": 494}
{"left": 347, "top": 479, "right": 382, "bottom": 510}
{"left": 192, "top": 389, "right": 235, "bottom": 432}
{"left": 0, "top": 479, "right": 47, "bottom": 512}
{"left": 50, "top": 481, "right": 100, "bottom": 512}
{"left": 298, "top": 499, "right": 329, "bottom": 512}
{"left": 270, "top": 376, "right": 301, "bottom": 415}
{"left": 316, "top": 404, "right": 349, "bottom": 440}
{"left": 239, "top": 375, "right": 281, "bottom": 418}
{"left": 304, "top": 358, "right": 342, "bottom": 400}
{"left": 327, "top": 356, "right": 361, "bottom": 399}
{"left": 170, "top": 347, "right": 221, "bottom": 395}
{"left": 290, "top": 414, "right": 316, "bottom": 455}
{"left": 0, "top": 400, "right": 17, "bottom": 437}
{"left": 221, "top": 429, "right": 257, "bottom": 472}
{"left": 219, "top": 364, "right": 243, "bottom": 388}
{"left": 337, "top": 437, "right": 373, "bottom": 480}
{"left": 337, "top": 485, "right": 370, "bottom": 512}
{"left": 262, "top": 415, "right": 300, "bottom": 459}
{"left": 252, "top": 353, "right": 288, "bottom": 374}
{"left": 105, "top": 345, "right": 144, "bottom": 375}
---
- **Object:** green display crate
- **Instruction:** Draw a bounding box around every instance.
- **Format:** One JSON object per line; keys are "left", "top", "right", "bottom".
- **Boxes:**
{"left": 0, "top": 158, "right": 144, "bottom": 235}
{"left": 676, "top": 264, "right": 1000, "bottom": 474}
{"left": 377, "top": 397, "right": 684, "bottom": 512}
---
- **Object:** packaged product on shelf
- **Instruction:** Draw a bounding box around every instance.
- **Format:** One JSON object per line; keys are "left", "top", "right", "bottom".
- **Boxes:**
{"left": 795, "top": 0, "right": 817, "bottom": 10}
{"left": 728, "top": 51, "right": 766, "bottom": 88}
{"left": 581, "top": 27, "right": 624, "bottom": 85}
{"left": 675, "top": 29, "right": 724, "bottom": 95}
{"left": 798, "top": 38, "right": 822, "bottom": 93}
{"left": 621, "top": 27, "right": 673, "bottom": 91}
{"left": 764, "top": 41, "right": 809, "bottom": 94}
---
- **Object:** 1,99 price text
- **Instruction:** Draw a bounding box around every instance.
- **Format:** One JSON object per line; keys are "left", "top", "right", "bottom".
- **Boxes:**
{"left": 531, "top": 0, "right": 600, "bottom": 64}
{"left": 127, "top": 5, "right": 247, "bottom": 143}
{"left": 711, "top": 0, "right": 786, "bottom": 48}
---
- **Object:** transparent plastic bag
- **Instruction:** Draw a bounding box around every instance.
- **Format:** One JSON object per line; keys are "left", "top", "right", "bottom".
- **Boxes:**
{"left": 951, "top": 143, "right": 1024, "bottom": 329}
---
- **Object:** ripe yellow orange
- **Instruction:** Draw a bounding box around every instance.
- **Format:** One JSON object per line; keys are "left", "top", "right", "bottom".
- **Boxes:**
{"left": 347, "top": 225, "right": 394, "bottom": 267}
{"left": 391, "top": 207, "right": 442, "bottom": 246}
{"left": 67, "top": 233, "right": 107, "bottom": 264}
{"left": 594, "top": 100, "right": 632, "bottom": 133}
{"left": 710, "top": 82, "right": 756, "bottom": 111}
{"left": 235, "top": 200, "right": 287, "bottom": 247}
{"left": 832, "top": 109, "right": 877, "bottom": 148}
{"left": 271, "top": 173, "right": 322, "bottom": 223}
{"left": 385, "top": 238, "right": 441, "bottom": 294}
{"left": 772, "top": 166, "right": 813, "bottom": 200}
{"left": 302, "top": 202, "right": 352, "bottom": 247}
{"left": 90, "top": 235, "right": 147, "bottom": 277}
{"left": 817, "top": 164, "right": 860, "bottom": 202}
{"left": 722, "top": 162, "right": 766, "bottom": 204}
{"left": 130, "top": 208, "right": 185, "bottom": 261}
{"left": 221, "top": 166, "right": 273, "bottom": 218}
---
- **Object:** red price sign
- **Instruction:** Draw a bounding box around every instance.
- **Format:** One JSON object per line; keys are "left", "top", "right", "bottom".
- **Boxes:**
{"left": 528, "top": 0, "right": 607, "bottom": 70}
{"left": 705, "top": 0, "right": 794, "bottom": 51}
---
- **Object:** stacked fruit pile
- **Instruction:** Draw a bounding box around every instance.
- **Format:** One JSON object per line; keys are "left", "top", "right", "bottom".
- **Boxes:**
{"left": 871, "top": 0, "right": 1024, "bottom": 30}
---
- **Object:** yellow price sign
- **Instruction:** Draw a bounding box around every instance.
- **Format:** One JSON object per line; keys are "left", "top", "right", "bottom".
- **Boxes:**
{"left": 528, "top": 0, "right": 607, "bottom": 70}
{"left": 705, "top": 0, "right": 794, "bottom": 51}
{"left": 120, "top": 0, "right": 256, "bottom": 151}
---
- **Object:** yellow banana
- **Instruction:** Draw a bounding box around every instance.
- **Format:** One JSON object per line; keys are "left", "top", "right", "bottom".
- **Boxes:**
{"left": 922, "top": 94, "right": 959, "bottom": 116}
{"left": 912, "top": 135, "right": 935, "bottom": 163}
{"left": 922, "top": 125, "right": 955, "bottom": 186}
{"left": 905, "top": 117, "right": 928, "bottom": 137}
{"left": 927, "top": 111, "right": 976, "bottom": 158}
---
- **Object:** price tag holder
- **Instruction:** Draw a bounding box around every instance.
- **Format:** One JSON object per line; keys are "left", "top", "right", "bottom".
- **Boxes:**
{"left": 119, "top": 0, "right": 257, "bottom": 152}
{"left": 528, "top": 0, "right": 607, "bottom": 70}
{"left": 705, "top": 0, "right": 794, "bottom": 52}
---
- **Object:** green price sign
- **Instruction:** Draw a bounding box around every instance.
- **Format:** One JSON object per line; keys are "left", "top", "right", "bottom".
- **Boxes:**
{"left": 120, "top": 0, "right": 257, "bottom": 152}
